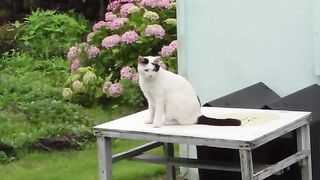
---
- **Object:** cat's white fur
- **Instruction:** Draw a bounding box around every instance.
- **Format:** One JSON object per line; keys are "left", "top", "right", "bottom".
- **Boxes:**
{"left": 138, "top": 56, "right": 201, "bottom": 128}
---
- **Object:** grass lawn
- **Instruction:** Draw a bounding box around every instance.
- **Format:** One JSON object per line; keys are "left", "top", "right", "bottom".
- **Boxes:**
{"left": 0, "top": 102, "right": 167, "bottom": 180}
{"left": 0, "top": 140, "right": 165, "bottom": 180}
{"left": 0, "top": 103, "right": 165, "bottom": 180}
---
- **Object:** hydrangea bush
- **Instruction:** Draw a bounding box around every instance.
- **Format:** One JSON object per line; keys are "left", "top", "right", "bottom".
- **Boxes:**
{"left": 63, "top": 0, "right": 177, "bottom": 106}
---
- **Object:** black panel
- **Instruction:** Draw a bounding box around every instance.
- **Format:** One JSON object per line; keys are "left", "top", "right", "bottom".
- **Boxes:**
{"left": 266, "top": 84, "right": 320, "bottom": 124}
{"left": 266, "top": 84, "right": 320, "bottom": 180}
{"left": 204, "top": 82, "right": 281, "bottom": 109}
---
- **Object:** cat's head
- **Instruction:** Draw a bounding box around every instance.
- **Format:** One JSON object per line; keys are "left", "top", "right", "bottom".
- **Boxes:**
{"left": 137, "top": 56, "right": 161, "bottom": 80}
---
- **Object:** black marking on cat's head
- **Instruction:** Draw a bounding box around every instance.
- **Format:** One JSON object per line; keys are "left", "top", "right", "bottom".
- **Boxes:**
{"left": 138, "top": 56, "right": 149, "bottom": 65}
{"left": 152, "top": 63, "right": 160, "bottom": 72}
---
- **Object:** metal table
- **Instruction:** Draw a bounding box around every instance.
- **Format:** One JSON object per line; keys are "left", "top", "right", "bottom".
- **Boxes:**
{"left": 93, "top": 107, "right": 312, "bottom": 180}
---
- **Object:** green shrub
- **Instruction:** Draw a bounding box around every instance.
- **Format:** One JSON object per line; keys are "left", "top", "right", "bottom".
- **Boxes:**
{"left": 118, "top": 79, "right": 145, "bottom": 107}
{"left": 14, "top": 9, "right": 89, "bottom": 58}
{"left": 0, "top": 53, "right": 70, "bottom": 109}
{"left": 0, "top": 53, "right": 91, "bottom": 147}
{"left": 18, "top": 100, "right": 92, "bottom": 137}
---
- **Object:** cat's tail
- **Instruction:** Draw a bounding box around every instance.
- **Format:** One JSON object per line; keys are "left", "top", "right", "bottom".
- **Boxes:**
{"left": 197, "top": 115, "right": 241, "bottom": 126}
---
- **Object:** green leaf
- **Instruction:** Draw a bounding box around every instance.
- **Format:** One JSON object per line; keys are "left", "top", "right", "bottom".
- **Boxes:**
{"left": 112, "top": 48, "right": 120, "bottom": 54}
{"left": 13, "top": 21, "right": 22, "bottom": 28}
{"left": 105, "top": 74, "right": 113, "bottom": 82}
{"left": 94, "top": 88, "right": 103, "bottom": 98}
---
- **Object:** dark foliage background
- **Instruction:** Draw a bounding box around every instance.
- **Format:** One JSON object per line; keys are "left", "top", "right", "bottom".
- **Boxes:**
{"left": 0, "top": 0, "right": 107, "bottom": 24}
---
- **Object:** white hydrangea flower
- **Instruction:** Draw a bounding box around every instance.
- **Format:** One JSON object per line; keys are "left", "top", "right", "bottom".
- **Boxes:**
{"left": 102, "top": 82, "right": 112, "bottom": 94}
{"left": 83, "top": 71, "right": 97, "bottom": 85}
{"left": 78, "top": 42, "right": 89, "bottom": 52}
{"left": 165, "top": 18, "right": 177, "bottom": 25}
{"left": 170, "top": 2, "right": 176, "bottom": 8}
{"left": 128, "top": 6, "right": 140, "bottom": 14}
{"left": 87, "top": 32, "right": 95, "bottom": 42}
{"left": 72, "top": 80, "right": 84, "bottom": 93}
{"left": 62, "top": 88, "right": 73, "bottom": 100}
{"left": 143, "top": 11, "right": 160, "bottom": 20}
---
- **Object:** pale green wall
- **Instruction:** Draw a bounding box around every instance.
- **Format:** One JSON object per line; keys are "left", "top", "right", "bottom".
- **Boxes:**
{"left": 315, "top": 0, "right": 320, "bottom": 75}
{"left": 177, "top": 0, "right": 320, "bottom": 103}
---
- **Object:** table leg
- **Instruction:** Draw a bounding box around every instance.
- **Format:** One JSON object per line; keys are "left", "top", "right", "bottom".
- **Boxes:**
{"left": 297, "top": 124, "right": 313, "bottom": 180}
{"left": 97, "top": 137, "right": 112, "bottom": 180}
{"left": 239, "top": 149, "right": 254, "bottom": 180}
{"left": 164, "top": 143, "right": 176, "bottom": 180}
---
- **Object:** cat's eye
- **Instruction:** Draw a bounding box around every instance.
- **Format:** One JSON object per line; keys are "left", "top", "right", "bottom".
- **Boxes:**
{"left": 144, "top": 69, "right": 149, "bottom": 72}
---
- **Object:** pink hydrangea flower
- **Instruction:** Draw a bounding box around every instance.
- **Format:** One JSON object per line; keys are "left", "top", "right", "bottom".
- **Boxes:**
{"left": 159, "top": 60, "right": 167, "bottom": 70}
{"left": 161, "top": 45, "right": 175, "bottom": 57}
{"left": 145, "top": 24, "right": 165, "bottom": 39}
{"left": 120, "top": 0, "right": 134, "bottom": 2}
{"left": 92, "top": 21, "right": 108, "bottom": 32}
{"left": 87, "top": 46, "right": 100, "bottom": 59}
{"left": 156, "top": 0, "right": 171, "bottom": 8}
{"left": 120, "top": 3, "right": 137, "bottom": 17}
{"left": 106, "top": 18, "right": 126, "bottom": 31}
{"left": 139, "top": 0, "right": 153, "bottom": 7}
{"left": 131, "top": 73, "right": 139, "bottom": 84}
{"left": 71, "top": 59, "right": 81, "bottom": 72}
{"left": 102, "top": 34, "right": 121, "bottom": 49}
{"left": 107, "top": 0, "right": 121, "bottom": 11}
{"left": 161, "top": 40, "right": 178, "bottom": 57}
{"left": 105, "top": 12, "right": 117, "bottom": 22}
{"left": 109, "top": 83, "right": 123, "bottom": 97}
{"left": 140, "top": 0, "right": 171, "bottom": 8}
{"left": 121, "top": 30, "right": 139, "bottom": 44}
{"left": 169, "top": 40, "right": 178, "bottom": 49}
{"left": 120, "top": 17, "right": 129, "bottom": 23}
{"left": 67, "top": 46, "right": 78, "bottom": 60}
{"left": 120, "top": 66, "right": 133, "bottom": 80}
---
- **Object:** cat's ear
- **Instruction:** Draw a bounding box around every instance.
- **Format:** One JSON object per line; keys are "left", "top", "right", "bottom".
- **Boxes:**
{"left": 138, "top": 56, "right": 144, "bottom": 64}
{"left": 154, "top": 57, "right": 162, "bottom": 64}
{"left": 138, "top": 56, "right": 148, "bottom": 65}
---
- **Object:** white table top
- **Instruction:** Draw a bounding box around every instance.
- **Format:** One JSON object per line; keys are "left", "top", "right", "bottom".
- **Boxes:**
{"left": 94, "top": 107, "right": 311, "bottom": 150}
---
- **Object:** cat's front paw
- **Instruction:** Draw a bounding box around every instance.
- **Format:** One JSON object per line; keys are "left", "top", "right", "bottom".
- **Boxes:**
{"left": 145, "top": 118, "right": 153, "bottom": 124}
{"left": 152, "top": 121, "right": 163, "bottom": 128}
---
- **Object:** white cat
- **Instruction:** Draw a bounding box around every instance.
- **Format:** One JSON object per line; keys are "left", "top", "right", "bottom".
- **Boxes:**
{"left": 137, "top": 56, "right": 241, "bottom": 128}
